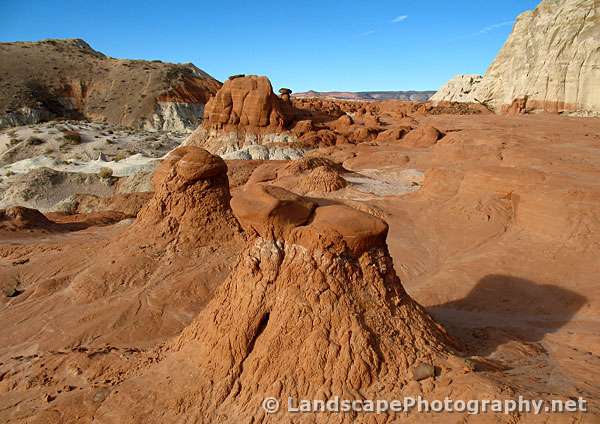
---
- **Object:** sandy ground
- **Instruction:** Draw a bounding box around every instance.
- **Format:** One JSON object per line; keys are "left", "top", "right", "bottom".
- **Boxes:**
{"left": 0, "top": 121, "right": 181, "bottom": 211}
{"left": 0, "top": 120, "right": 185, "bottom": 173}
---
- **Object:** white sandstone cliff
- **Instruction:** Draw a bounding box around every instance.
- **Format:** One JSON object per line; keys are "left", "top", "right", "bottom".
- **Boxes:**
{"left": 432, "top": 0, "right": 600, "bottom": 114}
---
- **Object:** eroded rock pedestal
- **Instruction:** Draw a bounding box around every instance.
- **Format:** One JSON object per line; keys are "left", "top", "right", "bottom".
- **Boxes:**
{"left": 184, "top": 75, "right": 305, "bottom": 160}
{"left": 132, "top": 146, "right": 241, "bottom": 248}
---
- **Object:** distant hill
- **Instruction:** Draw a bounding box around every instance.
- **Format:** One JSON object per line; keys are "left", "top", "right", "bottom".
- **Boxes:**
{"left": 293, "top": 90, "right": 435, "bottom": 102}
{"left": 0, "top": 39, "right": 221, "bottom": 131}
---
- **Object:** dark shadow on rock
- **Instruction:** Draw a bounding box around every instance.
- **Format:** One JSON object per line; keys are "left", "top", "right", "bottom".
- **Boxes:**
{"left": 24, "top": 79, "right": 85, "bottom": 121}
{"left": 428, "top": 274, "right": 587, "bottom": 357}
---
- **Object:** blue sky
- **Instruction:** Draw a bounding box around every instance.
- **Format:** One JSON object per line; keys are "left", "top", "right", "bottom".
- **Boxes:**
{"left": 0, "top": 0, "right": 539, "bottom": 92}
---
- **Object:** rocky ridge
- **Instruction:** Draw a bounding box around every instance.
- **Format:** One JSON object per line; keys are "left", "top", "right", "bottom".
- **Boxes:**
{"left": 0, "top": 39, "right": 221, "bottom": 130}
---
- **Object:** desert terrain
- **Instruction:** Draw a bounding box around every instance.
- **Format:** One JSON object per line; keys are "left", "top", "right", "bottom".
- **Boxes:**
{"left": 0, "top": 93, "right": 598, "bottom": 423}
{"left": 0, "top": 0, "right": 599, "bottom": 422}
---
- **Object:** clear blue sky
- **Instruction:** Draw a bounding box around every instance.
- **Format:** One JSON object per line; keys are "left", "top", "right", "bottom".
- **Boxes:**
{"left": 0, "top": 0, "right": 539, "bottom": 92}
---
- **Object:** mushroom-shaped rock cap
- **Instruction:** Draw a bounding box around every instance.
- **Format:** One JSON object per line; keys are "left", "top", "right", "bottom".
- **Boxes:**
{"left": 231, "top": 184, "right": 315, "bottom": 239}
{"left": 134, "top": 146, "right": 239, "bottom": 246}
{"left": 232, "top": 184, "right": 389, "bottom": 255}
{"left": 279, "top": 87, "right": 292, "bottom": 95}
{"left": 295, "top": 205, "right": 388, "bottom": 255}
{"left": 174, "top": 148, "right": 227, "bottom": 181}
{"left": 152, "top": 146, "right": 227, "bottom": 189}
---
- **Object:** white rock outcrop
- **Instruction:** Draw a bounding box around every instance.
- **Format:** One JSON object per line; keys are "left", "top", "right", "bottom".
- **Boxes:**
{"left": 183, "top": 127, "right": 307, "bottom": 160}
{"left": 145, "top": 102, "right": 205, "bottom": 132}
{"left": 432, "top": 0, "right": 600, "bottom": 114}
{"left": 0, "top": 107, "right": 52, "bottom": 129}
{"left": 430, "top": 75, "right": 483, "bottom": 104}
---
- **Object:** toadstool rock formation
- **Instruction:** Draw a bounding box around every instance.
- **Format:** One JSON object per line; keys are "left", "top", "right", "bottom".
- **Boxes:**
{"left": 202, "top": 75, "right": 288, "bottom": 132}
{"left": 92, "top": 185, "right": 508, "bottom": 423}
{"left": 0, "top": 147, "right": 253, "bottom": 409}
{"left": 184, "top": 75, "right": 307, "bottom": 160}
{"left": 65, "top": 146, "right": 245, "bottom": 339}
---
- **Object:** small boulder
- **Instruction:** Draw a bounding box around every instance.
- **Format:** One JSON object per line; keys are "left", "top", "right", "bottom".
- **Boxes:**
{"left": 375, "top": 126, "right": 413, "bottom": 142}
{"left": 291, "top": 119, "right": 314, "bottom": 137}
{"left": 403, "top": 125, "right": 444, "bottom": 147}
{"left": 279, "top": 87, "right": 292, "bottom": 102}
{"left": 335, "top": 114, "right": 354, "bottom": 127}
{"left": 410, "top": 362, "right": 436, "bottom": 381}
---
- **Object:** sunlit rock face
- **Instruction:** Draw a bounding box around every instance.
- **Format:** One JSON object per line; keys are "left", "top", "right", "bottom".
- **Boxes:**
{"left": 432, "top": 0, "right": 600, "bottom": 115}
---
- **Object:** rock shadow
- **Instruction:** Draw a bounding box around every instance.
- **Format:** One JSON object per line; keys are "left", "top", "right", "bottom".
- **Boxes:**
{"left": 428, "top": 274, "right": 587, "bottom": 357}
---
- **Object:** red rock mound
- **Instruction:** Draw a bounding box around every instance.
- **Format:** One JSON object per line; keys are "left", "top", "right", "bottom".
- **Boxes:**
{"left": 130, "top": 146, "right": 242, "bottom": 247}
{"left": 280, "top": 156, "right": 346, "bottom": 176}
{"left": 202, "top": 75, "right": 289, "bottom": 132}
{"left": 61, "top": 192, "right": 153, "bottom": 217}
{"left": 0, "top": 206, "right": 54, "bottom": 231}
{"left": 296, "top": 165, "right": 347, "bottom": 193}
{"left": 247, "top": 157, "right": 348, "bottom": 194}
{"left": 403, "top": 125, "right": 445, "bottom": 147}
{"left": 0, "top": 206, "right": 124, "bottom": 232}
{"left": 376, "top": 125, "right": 414, "bottom": 142}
